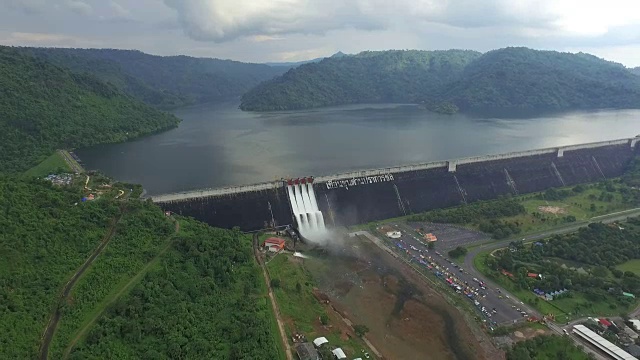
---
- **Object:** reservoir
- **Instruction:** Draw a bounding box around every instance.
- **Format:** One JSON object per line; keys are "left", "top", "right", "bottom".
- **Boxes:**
{"left": 76, "top": 102, "right": 640, "bottom": 195}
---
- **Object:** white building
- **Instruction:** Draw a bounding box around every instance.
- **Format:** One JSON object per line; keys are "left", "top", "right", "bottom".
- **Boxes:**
{"left": 386, "top": 231, "right": 401, "bottom": 239}
{"left": 331, "top": 348, "right": 347, "bottom": 359}
{"left": 312, "top": 337, "right": 328, "bottom": 347}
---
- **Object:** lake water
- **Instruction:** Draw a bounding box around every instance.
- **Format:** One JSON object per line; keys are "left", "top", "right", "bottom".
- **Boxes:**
{"left": 76, "top": 102, "right": 640, "bottom": 195}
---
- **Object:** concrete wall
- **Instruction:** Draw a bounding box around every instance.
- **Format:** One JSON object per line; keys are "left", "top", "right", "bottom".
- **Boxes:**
{"left": 154, "top": 137, "right": 638, "bottom": 230}
{"left": 315, "top": 142, "right": 638, "bottom": 226}
{"left": 157, "top": 187, "right": 292, "bottom": 231}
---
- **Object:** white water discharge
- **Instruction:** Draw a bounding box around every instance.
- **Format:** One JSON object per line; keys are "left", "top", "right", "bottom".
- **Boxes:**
{"left": 287, "top": 182, "right": 327, "bottom": 240}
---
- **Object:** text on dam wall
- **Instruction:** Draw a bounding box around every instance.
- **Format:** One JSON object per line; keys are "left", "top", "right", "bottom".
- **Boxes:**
{"left": 325, "top": 174, "right": 394, "bottom": 189}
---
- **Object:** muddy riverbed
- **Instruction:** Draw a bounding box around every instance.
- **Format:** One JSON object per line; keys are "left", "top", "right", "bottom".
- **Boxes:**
{"left": 300, "top": 234, "right": 502, "bottom": 360}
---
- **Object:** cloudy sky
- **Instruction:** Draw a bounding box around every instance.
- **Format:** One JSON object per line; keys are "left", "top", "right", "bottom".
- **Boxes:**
{"left": 1, "top": 0, "right": 639, "bottom": 66}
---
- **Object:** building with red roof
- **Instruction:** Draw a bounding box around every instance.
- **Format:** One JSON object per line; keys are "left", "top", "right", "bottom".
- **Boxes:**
{"left": 599, "top": 318, "right": 613, "bottom": 327}
{"left": 263, "top": 237, "right": 285, "bottom": 252}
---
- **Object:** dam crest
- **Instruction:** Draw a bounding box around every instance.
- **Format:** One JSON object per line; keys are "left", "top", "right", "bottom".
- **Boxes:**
{"left": 153, "top": 137, "right": 639, "bottom": 231}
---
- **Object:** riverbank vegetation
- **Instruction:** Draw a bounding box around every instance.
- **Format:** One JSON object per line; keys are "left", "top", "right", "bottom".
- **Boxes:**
{"left": 506, "top": 335, "right": 590, "bottom": 360}
{"left": 240, "top": 47, "right": 640, "bottom": 113}
{"left": 0, "top": 46, "right": 180, "bottom": 173}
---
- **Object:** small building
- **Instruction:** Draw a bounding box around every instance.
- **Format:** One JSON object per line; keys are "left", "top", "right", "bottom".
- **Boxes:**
{"left": 295, "top": 342, "right": 320, "bottom": 360}
{"left": 263, "top": 237, "right": 285, "bottom": 252}
{"left": 527, "top": 273, "right": 539, "bottom": 279}
{"left": 630, "top": 319, "right": 640, "bottom": 331}
{"left": 331, "top": 348, "right": 347, "bottom": 359}
{"left": 424, "top": 233, "right": 437, "bottom": 242}
{"left": 386, "top": 231, "right": 401, "bottom": 239}
{"left": 599, "top": 318, "right": 613, "bottom": 327}
{"left": 623, "top": 292, "right": 636, "bottom": 298}
{"left": 312, "top": 337, "right": 328, "bottom": 348}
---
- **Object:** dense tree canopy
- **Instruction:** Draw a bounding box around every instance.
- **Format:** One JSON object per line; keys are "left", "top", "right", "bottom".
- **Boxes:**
{"left": 0, "top": 176, "right": 118, "bottom": 358}
{"left": 19, "top": 47, "right": 287, "bottom": 109}
{"left": 69, "top": 220, "right": 280, "bottom": 359}
{"left": 506, "top": 335, "right": 591, "bottom": 360}
{"left": 446, "top": 47, "right": 640, "bottom": 113}
{"left": 240, "top": 47, "right": 640, "bottom": 114}
{"left": 240, "top": 49, "right": 481, "bottom": 111}
{"left": 0, "top": 177, "right": 280, "bottom": 359}
{"left": 0, "top": 46, "right": 180, "bottom": 173}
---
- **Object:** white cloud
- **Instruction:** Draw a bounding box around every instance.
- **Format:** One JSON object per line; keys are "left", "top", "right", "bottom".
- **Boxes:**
{"left": 162, "top": 0, "right": 386, "bottom": 42}
{"left": 162, "top": 0, "right": 640, "bottom": 43}
{"left": 64, "top": 0, "right": 92, "bottom": 15}
{"left": 109, "top": 1, "right": 132, "bottom": 19}
{"left": 0, "top": 31, "right": 101, "bottom": 47}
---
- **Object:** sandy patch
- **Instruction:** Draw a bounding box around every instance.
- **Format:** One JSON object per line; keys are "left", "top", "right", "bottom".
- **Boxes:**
{"left": 537, "top": 206, "right": 567, "bottom": 214}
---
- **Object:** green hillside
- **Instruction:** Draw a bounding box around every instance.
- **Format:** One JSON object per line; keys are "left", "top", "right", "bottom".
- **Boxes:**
{"left": 20, "top": 47, "right": 288, "bottom": 108}
{"left": 0, "top": 46, "right": 179, "bottom": 173}
{"left": 240, "top": 50, "right": 482, "bottom": 111}
{"left": 0, "top": 177, "right": 280, "bottom": 359}
{"left": 445, "top": 47, "right": 640, "bottom": 112}
{"left": 239, "top": 47, "right": 640, "bottom": 114}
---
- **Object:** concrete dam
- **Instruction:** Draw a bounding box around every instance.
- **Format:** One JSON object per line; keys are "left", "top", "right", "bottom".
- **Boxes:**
{"left": 152, "top": 137, "right": 640, "bottom": 231}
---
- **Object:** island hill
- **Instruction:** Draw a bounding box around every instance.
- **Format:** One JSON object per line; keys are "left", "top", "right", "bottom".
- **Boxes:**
{"left": 239, "top": 47, "right": 640, "bottom": 114}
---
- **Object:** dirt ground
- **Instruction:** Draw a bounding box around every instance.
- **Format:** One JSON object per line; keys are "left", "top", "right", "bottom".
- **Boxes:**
{"left": 538, "top": 205, "right": 567, "bottom": 214}
{"left": 303, "top": 235, "right": 504, "bottom": 360}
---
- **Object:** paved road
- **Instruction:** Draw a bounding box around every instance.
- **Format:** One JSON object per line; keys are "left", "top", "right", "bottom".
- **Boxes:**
{"left": 366, "top": 226, "right": 525, "bottom": 326}
{"left": 59, "top": 150, "right": 83, "bottom": 174}
{"left": 462, "top": 207, "right": 640, "bottom": 324}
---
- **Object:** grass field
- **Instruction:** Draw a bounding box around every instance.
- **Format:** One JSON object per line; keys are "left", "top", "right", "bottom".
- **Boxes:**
{"left": 351, "top": 182, "right": 633, "bottom": 239}
{"left": 267, "top": 253, "right": 372, "bottom": 359}
{"left": 616, "top": 259, "right": 640, "bottom": 275}
{"left": 501, "top": 186, "right": 629, "bottom": 235}
{"left": 23, "top": 151, "right": 71, "bottom": 177}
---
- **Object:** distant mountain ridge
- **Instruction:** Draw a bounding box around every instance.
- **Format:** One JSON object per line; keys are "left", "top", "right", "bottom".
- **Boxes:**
{"left": 240, "top": 47, "right": 640, "bottom": 113}
{"left": 241, "top": 49, "right": 482, "bottom": 111}
{"left": 265, "top": 51, "right": 348, "bottom": 67}
{"left": 0, "top": 46, "right": 179, "bottom": 173}
{"left": 18, "top": 47, "right": 288, "bottom": 109}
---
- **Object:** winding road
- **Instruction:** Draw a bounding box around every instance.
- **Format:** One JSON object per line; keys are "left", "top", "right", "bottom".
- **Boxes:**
{"left": 253, "top": 234, "right": 293, "bottom": 360}
{"left": 39, "top": 213, "right": 122, "bottom": 360}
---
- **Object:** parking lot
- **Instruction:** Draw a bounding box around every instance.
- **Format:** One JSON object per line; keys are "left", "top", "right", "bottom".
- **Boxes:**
{"left": 403, "top": 222, "right": 488, "bottom": 251}
{"left": 378, "top": 224, "right": 527, "bottom": 326}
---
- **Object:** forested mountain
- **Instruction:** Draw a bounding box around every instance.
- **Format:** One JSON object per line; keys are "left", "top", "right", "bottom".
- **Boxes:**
{"left": 240, "top": 50, "right": 482, "bottom": 111}
{"left": 19, "top": 47, "right": 287, "bottom": 108}
{"left": 443, "top": 48, "right": 640, "bottom": 112}
{"left": 240, "top": 47, "right": 640, "bottom": 113}
{"left": 0, "top": 46, "right": 179, "bottom": 173}
{"left": 632, "top": 67, "right": 640, "bottom": 76}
